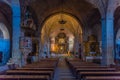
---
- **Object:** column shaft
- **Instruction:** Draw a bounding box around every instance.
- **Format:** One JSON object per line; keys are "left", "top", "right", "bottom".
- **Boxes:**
{"left": 101, "top": 18, "right": 114, "bottom": 66}
{"left": 12, "top": 4, "right": 21, "bottom": 67}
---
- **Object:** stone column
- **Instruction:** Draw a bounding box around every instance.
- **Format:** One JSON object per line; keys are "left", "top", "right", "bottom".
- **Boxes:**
{"left": 47, "top": 41, "right": 50, "bottom": 58}
{"left": 80, "top": 33, "right": 85, "bottom": 61}
{"left": 11, "top": 3, "right": 21, "bottom": 67}
{"left": 38, "top": 37, "right": 43, "bottom": 59}
{"left": 101, "top": 17, "right": 114, "bottom": 66}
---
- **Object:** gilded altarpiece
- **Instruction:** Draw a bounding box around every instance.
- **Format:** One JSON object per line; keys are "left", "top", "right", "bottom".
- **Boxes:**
{"left": 55, "top": 33, "right": 68, "bottom": 54}
{"left": 84, "top": 35, "right": 100, "bottom": 56}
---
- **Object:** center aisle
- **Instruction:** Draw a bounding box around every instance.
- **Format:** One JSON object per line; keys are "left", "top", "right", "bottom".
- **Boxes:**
{"left": 54, "top": 57, "right": 76, "bottom": 80}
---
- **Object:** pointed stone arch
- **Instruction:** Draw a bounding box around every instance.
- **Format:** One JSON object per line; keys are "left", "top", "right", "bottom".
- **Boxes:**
{"left": 0, "top": 1, "right": 12, "bottom": 65}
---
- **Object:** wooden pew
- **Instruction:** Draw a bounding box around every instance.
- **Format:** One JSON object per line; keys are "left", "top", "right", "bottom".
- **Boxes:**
{"left": 65, "top": 58, "right": 119, "bottom": 80}
{"left": 84, "top": 76, "right": 120, "bottom": 80}
{"left": 79, "top": 71, "right": 120, "bottom": 79}
{"left": 73, "top": 66, "right": 112, "bottom": 72}
{"left": 3, "top": 58, "right": 59, "bottom": 80}
{"left": 0, "top": 75, "right": 50, "bottom": 80}
{"left": 76, "top": 68, "right": 116, "bottom": 73}
{"left": 74, "top": 68, "right": 116, "bottom": 78}
{"left": 16, "top": 67, "right": 54, "bottom": 71}
{"left": 69, "top": 62, "right": 100, "bottom": 67}
{"left": 23, "top": 58, "right": 58, "bottom": 68}
{"left": 68, "top": 61, "right": 100, "bottom": 69}
{"left": 15, "top": 67, "right": 55, "bottom": 78}
{"left": 73, "top": 66, "right": 110, "bottom": 73}
{"left": 73, "top": 66, "right": 109, "bottom": 69}
{"left": 67, "top": 62, "right": 101, "bottom": 75}
{"left": 23, "top": 63, "right": 56, "bottom": 68}
{"left": 6, "top": 70, "right": 53, "bottom": 79}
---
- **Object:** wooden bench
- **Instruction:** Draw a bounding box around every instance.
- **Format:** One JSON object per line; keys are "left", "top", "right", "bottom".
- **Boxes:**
{"left": 73, "top": 66, "right": 113, "bottom": 72}
{"left": 6, "top": 70, "right": 53, "bottom": 79}
{"left": 68, "top": 62, "right": 100, "bottom": 70}
{"left": 15, "top": 67, "right": 55, "bottom": 78}
{"left": 23, "top": 62, "right": 57, "bottom": 67}
{"left": 0, "top": 75, "right": 50, "bottom": 80}
{"left": 84, "top": 76, "right": 120, "bottom": 80}
{"left": 73, "top": 66, "right": 110, "bottom": 73}
{"left": 68, "top": 62, "right": 101, "bottom": 75}
{"left": 4, "top": 58, "right": 59, "bottom": 80}
{"left": 74, "top": 68, "right": 116, "bottom": 78}
{"left": 79, "top": 71, "right": 120, "bottom": 79}
{"left": 23, "top": 60, "right": 58, "bottom": 68}
{"left": 76, "top": 68, "right": 116, "bottom": 73}
{"left": 73, "top": 66, "right": 109, "bottom": 69}
{"left": 16, "top": 68, "right": 54, "bottom": 71}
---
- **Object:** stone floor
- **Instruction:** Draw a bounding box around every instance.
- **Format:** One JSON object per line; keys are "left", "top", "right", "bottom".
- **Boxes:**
{"left": 53, "top": 57, "right": 76, "bottom": 80}
{"left": 0, "top": 65, "right": 9, "bottom": 74}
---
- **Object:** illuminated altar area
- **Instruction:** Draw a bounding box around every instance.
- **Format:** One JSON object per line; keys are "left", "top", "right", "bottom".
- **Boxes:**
{"left": 40, "top": 13, "right": 82, "bottom": 58}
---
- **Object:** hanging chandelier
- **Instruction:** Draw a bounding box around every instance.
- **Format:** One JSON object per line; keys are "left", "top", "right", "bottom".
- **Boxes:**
{"left": 59, "top": 19, "right": 66, "bottom": 24}
{"left": 59, "top": 0, "right": 66, "bottom": 24}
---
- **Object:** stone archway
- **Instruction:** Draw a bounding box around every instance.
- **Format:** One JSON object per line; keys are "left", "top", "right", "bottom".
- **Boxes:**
{"left": 40, "top": 13, "right": 82, "bottom": 58}
{"left": 0, "top": 1, "right": 12, "bottom": 65}
{"left": 2, "top": 0, "right": 21, "bottom": 66}
{"left": 114, "top": 5, "right": 120, "bottom": 64}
